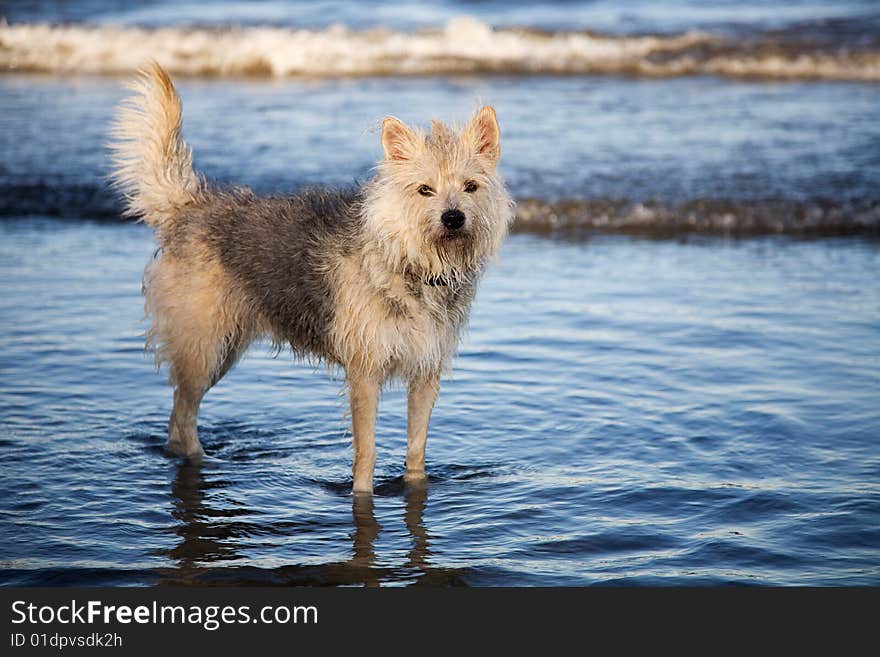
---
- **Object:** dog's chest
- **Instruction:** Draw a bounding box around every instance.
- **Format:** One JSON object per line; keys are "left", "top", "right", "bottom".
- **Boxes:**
{"left": 381, "top": 294, "right": 452, "bottom": 370}
{"left": 329, "top": 259, "right": 461, "bottom": 377}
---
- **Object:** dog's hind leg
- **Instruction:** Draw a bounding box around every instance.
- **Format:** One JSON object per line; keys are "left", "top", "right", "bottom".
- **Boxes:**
{"left": 146, "top": 254, "right": 248, "bottom": 459}
{"left": 167, "top": 330, "right": 245, "bottom": 458}
{"left": 168, "top": 382, "right": 207, "bottom": 458}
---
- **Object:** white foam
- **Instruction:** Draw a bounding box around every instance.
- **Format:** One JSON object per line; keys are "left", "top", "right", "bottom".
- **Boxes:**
{"left": 2, "top": 17, "right": 878, "bottom": 80}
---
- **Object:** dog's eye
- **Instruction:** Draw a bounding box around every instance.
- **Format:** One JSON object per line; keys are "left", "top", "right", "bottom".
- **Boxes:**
{"left": 463, "top": 180, "right": 479, "bottom": 193}
{"left": 417, "top": 184, "right": 435, "bottom": 197}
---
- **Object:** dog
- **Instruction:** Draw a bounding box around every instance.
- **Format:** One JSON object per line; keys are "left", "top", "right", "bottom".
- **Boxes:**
{"left": 109, "top": 63, "right": 514, "bottom": 494}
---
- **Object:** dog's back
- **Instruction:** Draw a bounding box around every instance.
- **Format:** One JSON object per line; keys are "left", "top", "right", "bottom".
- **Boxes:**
{"left": 181, "top": 187, "right": 362, "bottom": 361}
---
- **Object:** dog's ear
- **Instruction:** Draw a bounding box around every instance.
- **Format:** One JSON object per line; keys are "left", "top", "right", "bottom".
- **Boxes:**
{"left": 463, "top": 106, "right": 500, "bottom": 164}
{"left": 381, "top": 116, "right": 420, "bottom": 162}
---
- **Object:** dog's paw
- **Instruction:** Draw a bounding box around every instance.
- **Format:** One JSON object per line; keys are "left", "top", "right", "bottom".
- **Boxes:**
{"left": 403, "top": 469, "right": 428, "bottom": 483}
{"left": 165, "top": 440, "right": 205, "bottom": 460}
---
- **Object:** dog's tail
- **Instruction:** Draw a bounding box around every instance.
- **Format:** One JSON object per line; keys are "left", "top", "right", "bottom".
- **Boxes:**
{"left": 108, "top": 62, "right": 202, "bottom": 230}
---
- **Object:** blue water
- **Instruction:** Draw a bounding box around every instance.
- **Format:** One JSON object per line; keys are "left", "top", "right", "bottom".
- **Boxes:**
{"left": 1, "top": 1, "right": 879, "bottom": 586}
{"left": 3, "top": 75, "right": 879, "bottom": 215}
{"left": 5, "top": 0, "right": 879, "bottom": 35}
{"left": 1, "top": 221, "right": 878, "bottom": 585}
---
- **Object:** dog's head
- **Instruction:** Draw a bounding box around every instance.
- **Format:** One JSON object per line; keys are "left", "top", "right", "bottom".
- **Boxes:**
{"left": 362, "top": 107, "right": 514, "bottom": 281}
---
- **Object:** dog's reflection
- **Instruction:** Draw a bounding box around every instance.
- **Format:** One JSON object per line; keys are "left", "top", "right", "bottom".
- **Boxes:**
{"left": 403, "top": 482, "right": 430, "bottom": 571}
{"left": 167, "top": 460, "right": 431, "bottom": 585}
{"left": 350, "top": 494, "right": 382, "bottom": 587}
{"left": 167, "top": 460, "right": 239, "bottom": 573}
{"left": 350, "top": 481, "right": 430, "bottom": 586}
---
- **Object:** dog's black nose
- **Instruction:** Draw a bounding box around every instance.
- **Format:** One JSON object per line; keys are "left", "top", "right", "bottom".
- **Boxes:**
{"left": 441, "top": 209, "right": 465, "bottom": 230}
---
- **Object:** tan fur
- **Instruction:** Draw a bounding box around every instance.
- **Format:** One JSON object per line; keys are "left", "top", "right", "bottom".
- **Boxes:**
{"left": 108, "top": 61, "right": 203, "bottom": 234}
{"left": 349, "top": 371, "right": 381, "bottom": 493}
{"left": 143, "top": 241, "right": 265, "bottom": 456}
{"left": 405, "top": 374, "right": 440, "bottom": 481}
{"left": 145, "top": 255, "right": 252, "bottom": 380}
{"left": 363, "top": 112, "right": 514, "bottom": 281}
{"left": 329, "top": 249, "right": 457, "bottom": 382}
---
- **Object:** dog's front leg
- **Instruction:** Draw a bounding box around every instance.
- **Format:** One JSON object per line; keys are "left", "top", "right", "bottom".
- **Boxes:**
{"left": 405, "top": 373, "right": 440, "bottom": 482}
{"left": 349, "top": 372, "right": 381, "bottom": 494}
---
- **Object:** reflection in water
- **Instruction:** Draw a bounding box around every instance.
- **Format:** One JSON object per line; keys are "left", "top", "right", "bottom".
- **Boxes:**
{"left": 166, "top": 460, "right": 240, "bottom": 577}
{"left": 349, "top": 482, "right": 432, "bottom": 585}
{"left": 404, "top": 482, "right": 430, "bottom": 571}
{"left": 350, "top": 494, "right": 382, "bottom": 587}
{"left": 163, "top": 459, "right": 432, "bottom": 586}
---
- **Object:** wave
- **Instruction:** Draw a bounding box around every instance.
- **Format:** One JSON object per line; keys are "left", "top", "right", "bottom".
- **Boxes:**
{"left": 514, "top": 198, "right": 880, "bottom": 236}
{"left": 0, "top": 182, "right": 120, "bottom": 220}
{"left": 2, "top": 181, "right": 878, "bottom": 236}
{"left": 2, "top": 17, "right": 880, "bottom": 81}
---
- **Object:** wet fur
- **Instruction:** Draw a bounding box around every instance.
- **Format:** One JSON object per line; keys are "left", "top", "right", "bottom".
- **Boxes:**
{"left": 109, "top": 63, "right": 514, "bottom": 492}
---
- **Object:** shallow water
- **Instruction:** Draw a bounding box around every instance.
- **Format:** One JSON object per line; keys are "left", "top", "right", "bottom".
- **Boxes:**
{"left": 1, "top": 220, "right": 878, "bottom": 586}
{"left": 2, "top": 74, "right": 879, "bottom": 223}
{"left": 2, "top": 0, "right": 879, "bottom": 587}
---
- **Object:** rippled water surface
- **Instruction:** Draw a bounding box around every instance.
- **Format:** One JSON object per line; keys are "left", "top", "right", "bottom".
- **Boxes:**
{"left": 2, "top": 0, "right": 880, "bottom": 587}
{"left": 3, "top": 74, "right": 879, "bottom": 216}
{"left": 1, "top": 221, "right": 878, "bottom": 586}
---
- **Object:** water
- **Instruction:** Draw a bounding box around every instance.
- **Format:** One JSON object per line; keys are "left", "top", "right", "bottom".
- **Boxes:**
{"left": 1, "top": 1, "right": 879, "bottom": 586}
{"left": 3, "top": 75, "right": 879, "bottom": 226}
{"left": 1, "top": 222, "right": 878, "bottom": 585}
{"left": 5, "top": 0, "right": 878, "bottom": 33}
{"left": 3, "top": 2, "right": 880, "bottom": 80}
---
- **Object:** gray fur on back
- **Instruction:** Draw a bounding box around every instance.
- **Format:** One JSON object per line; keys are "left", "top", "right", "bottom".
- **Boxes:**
{"left": 175, "top": 187, "right": 362, "bottom": 360}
